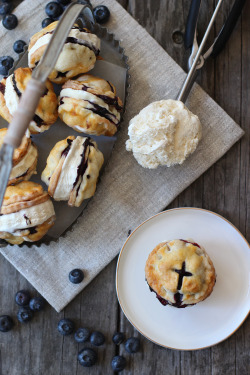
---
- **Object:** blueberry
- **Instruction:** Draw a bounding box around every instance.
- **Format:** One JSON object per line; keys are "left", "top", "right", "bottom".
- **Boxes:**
{"left": 29, "top": 297, "right": 46, "bottom": 312}
{"left": 2, "top": 0, "right": 12, "bottom": 2}
{"left": 45, "top": 2, "right": 64, "bottom": 19}
{"left": 112, "top": 332, "right": 125, "bottom": 345}
{"left": 17, "top": 307, "right": 33, "bottom": 323}
{"left": 0, "top": 56, "right": 14, "bottom": 75}
{"left": 90, "top": 331, "right": 105, "bottom": 346}
{"left": 77, "top": 0, "right": 91, "bottom": 5}
{"left": 0, "top": 3, "right": 12, "bottom": 16}
{"left": 93, "top": 5, "right": 110, "bottom": 24}
{"left": 74, "top": 327, "right": 90, "bottom": 343}
{"left": 78, "top": 348, "right": 97, "bottom": 367}
{"left": 69, "top": 269, "right": 84, "bottom": 284}
{"left": 13, "top": 40, "right": 26, "bottom": 54}
{"left": 0, "top": 315, "right": 14, "bottom": 332}
{"left": 111, "top": 356, "right": 126, "bottom": 372}
{"left": 42, "top": 18, "right": 53, "bottom": 28}
{"left": 56, "top": 0, "right": 71, "bottom": 5}
{"left": 125, "top": 337, "right": 140, "bottom": 353}
{"left": 15, "top": 290, "right": 31, "bottom": 306}
{"left": 57, "top": 318, "right": 75, "bottom": 335}
{"left": 2, "top": 14, "right": 18, "bottom": 30}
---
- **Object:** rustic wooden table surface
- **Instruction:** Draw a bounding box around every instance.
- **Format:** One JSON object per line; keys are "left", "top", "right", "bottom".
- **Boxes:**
{"left": 0, "top": 0, "right": 249, "bottom": 374}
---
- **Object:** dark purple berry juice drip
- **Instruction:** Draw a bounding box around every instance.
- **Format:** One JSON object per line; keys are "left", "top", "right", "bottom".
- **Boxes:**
{"left": 0, "top": 82, "right": 5, "bottom": 95}
{"left": 65, "top": 37, "right": 100, "bottom": 56}
{"left": 32, "top": 114, "right": 45, "bottom": 127}
{"left": 61, "top": 138, "right": 73, "bottom": 157}
{"left": 12, "top": 74, "right": 22, "bottom": 97}
{"left": 72, "top": 138, "right": 94, "bottom": 196}
{"left": 23, "top": 215, "right": 31, "bottom": 225}
{"left": 85, "top": 100, "right": 117, "bottom": 125}
{"left": 81, "top": 84, "right": 123, "bottom": 112}
{"left": 56, "top": 71, "right": 69, "bottom": 79}
{"left": 180, "top": 239, "right": 201, "bottom": 248}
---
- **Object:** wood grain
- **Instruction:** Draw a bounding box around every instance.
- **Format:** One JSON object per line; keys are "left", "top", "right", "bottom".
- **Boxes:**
{"left": 0, "top": 0, "right": 249, "bottom": 374}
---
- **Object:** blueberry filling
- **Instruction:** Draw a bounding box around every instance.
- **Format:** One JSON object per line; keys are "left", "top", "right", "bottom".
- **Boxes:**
{"left": 0, "top": 82, "right": 5, "bottom": 95}
{"left": 81, "top": 85, "right": 123, "bottom": 112}
{"left": 56, "top": 71, "right": 69, "bottom": 79}
{"left": 85, "top": 100, "right": 118, "bottom": 125}
{"left": 181, "top": 239, "right": 201, "bottom": 248}
{"left": 32, "top": 114, "right": 45, "bottom": 127}
{"left": 23, "top": 215, "right": 31, "bottom": 225}
{"left": 61, "top": 138, "right": 73, "bottom": 157}
{"left": 16, "top": 226, "right": 37, "bottom": 235}
{"left": 59, "top": 98, "right": 64, "bottom": 105}
{"left": 65, "top": 36, "right": 100, "bottom": 56}
{"left": 72, "top": 138, "right": 94, "bottom": 196}
{"left": 174, "top": 261, "right": 192, "bottom": 290}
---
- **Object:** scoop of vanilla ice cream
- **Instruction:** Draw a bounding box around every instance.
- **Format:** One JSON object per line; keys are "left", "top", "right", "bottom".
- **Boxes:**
{"left": 126, "top": 99, "right": 202, "bottom": 169}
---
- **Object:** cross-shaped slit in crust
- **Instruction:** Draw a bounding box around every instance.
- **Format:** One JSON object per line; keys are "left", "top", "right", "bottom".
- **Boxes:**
{"left": 173, "top": 261, "right": 192, "bottom": 307}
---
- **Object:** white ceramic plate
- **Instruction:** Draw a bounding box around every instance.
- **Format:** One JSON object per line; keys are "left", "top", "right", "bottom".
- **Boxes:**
{"left": 116, "top": 208, "right": 250, "bottom": 350}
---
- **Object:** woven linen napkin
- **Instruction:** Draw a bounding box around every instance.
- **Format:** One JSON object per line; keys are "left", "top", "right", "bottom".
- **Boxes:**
{"left": 0, "top": 0, "right": 244, "bottom": 311}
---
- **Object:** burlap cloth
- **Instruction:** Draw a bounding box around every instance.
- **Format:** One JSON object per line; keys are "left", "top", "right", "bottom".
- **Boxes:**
{"left": 0, "top": 0, "right": 244, "bottom": 311}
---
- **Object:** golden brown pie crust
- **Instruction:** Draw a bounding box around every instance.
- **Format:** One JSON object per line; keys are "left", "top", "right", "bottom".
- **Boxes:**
{"left": 145, "top": 239, "right": 216, "bottom": 307}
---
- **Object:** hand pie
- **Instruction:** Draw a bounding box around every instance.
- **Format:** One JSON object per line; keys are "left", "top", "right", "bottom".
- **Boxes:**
{"left": 58, "top": 74, "right": 123, "bottom": 136}
{"left": 0, "top": 67, "right": 58, "bottom": 134}
{"left": 0, "top": 181, "right": 56, "bottom": 245}
{"left": 28, "top": 22, "right": 100, "bottom": 84}
{"left": 42, "top": 135, "right": 104, "bottom": 207}
{"left": 0, "top": 128, "right": 37, "bottom": 186}
{"left": 145, "top": 239, "right": 216, "bottom": 308}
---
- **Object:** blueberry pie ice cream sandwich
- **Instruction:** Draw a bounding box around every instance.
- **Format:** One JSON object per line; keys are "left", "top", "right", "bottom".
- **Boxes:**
{"left": 0, "top": 67, "right": 58, "bottom": 134}
{"left": 145, "top": 239, "right": 216, "bottom": 308}
{"left": 58, "top": 75, "right": 123, "bottom": 136}
{"left": 0, "top": 128, "right": 37, "bottom": 186}
{"left": 0, "top": 181, "right": 56, "bottom": 245}
{"left": 28, "top": 22, "right": 101, "bottom": 84}
{"left": 42, "top": 135, "right": 104, "bottom": 207}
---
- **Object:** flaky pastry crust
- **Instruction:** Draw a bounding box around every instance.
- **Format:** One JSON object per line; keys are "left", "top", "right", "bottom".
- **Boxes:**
{"left": 42, "top": 135, "right": 104, "bottom": 207}
{"left": 58, "top": 74, "right": 123, "bottom": 136}
{"left": 28, "top": 22, "right": 100, "bottom": 84}
{"left": 0, "top": 181, "right": 55, "bottom": 244}
{"left": 0, "top": 68, "right": 58, "bottom": 134}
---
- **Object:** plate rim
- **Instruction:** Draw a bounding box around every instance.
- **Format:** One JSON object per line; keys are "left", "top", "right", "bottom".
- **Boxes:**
{"left": 116, "top": 207, "right": 250, "bottom": 351}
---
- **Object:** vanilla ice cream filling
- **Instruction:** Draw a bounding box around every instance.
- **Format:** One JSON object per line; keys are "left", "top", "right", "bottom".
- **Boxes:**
{"left": 60, "top": 88, "right": 120, "bottom": 123}
{"left": 4, "top": 74, "right": 19, "bottom": 116}
{"left": 10, "top": 144, "right": 37, "bottom": 180}
{"left": 28, "top": 28, "right": 100, "bottom": 65}
{"left": 53, "top": 137, "right": 85, "bottom": 200}
{"left": 0, "top": 200, "right": 55, "bottom": 233}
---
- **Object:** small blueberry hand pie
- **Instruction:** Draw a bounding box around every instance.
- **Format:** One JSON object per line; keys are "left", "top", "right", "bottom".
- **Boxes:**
{"left": 0, "top": 67, "right": 58, "bottom": 134}
{"left": 145, "top": 239, "right": 216, "bottom": 308}
{"left": 41, "top": 135, "right": 104, "bottom": 207}
{"left": 28, "top": 22, "right": 101, "bottom": 84}
{"left": 58, "top": 74, "right": 123, "bottom": 136}
{"left": 0, "top": 181, "right": 56, "bottom": 245}
{"left": 0, "top": 128, "right": 38, "bottom": 186}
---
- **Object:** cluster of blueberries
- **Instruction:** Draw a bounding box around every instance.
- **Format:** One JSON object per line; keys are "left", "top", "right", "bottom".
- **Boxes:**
{"left": 57, "top": 318, "right": 140, "bottom": 371}
{"left": 0, "top": 289, "right": 46, "bottom": 332}
{"left": 0, "top": 0, "right": 110, "bottom": 75}
{"left": 0, "top": 285, "right": 140, "bottom": 373}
